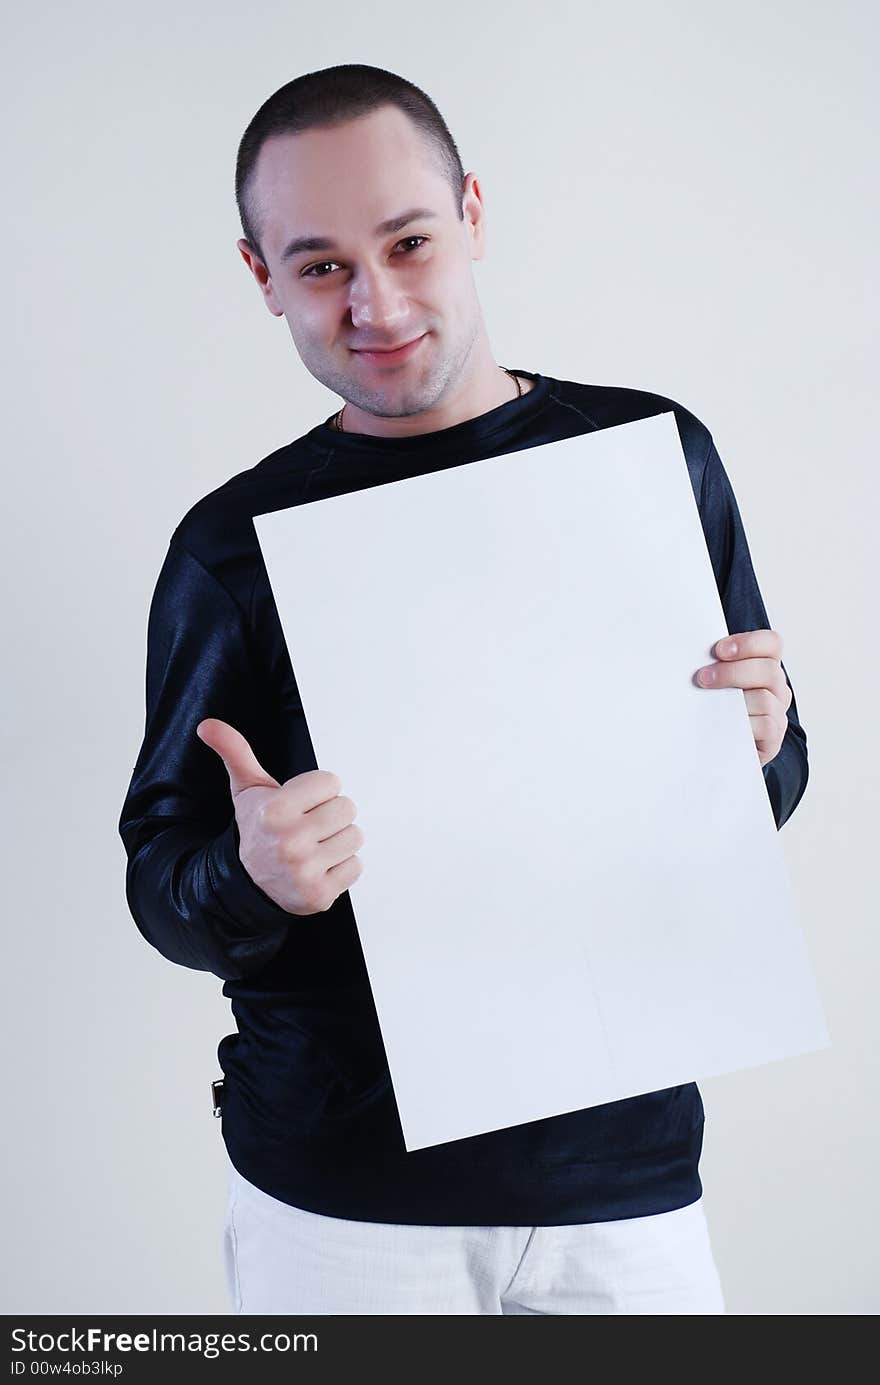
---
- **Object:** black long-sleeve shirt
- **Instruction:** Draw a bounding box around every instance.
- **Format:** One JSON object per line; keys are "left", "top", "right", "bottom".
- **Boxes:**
{"left": 118, "top": 370, "right": 808, "bottom": 1224}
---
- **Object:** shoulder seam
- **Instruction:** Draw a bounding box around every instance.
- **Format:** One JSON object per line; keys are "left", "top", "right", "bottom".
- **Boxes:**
{"left": 169, "top": 533, "right": 251, "bottom": 631}
{"left": 549, "top": 386, "right": 601, "bottom": 431}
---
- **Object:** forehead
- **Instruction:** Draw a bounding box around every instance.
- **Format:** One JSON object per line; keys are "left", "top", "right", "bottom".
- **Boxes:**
{"left": 252, "top": 106, "right": 451, "bottom": 259}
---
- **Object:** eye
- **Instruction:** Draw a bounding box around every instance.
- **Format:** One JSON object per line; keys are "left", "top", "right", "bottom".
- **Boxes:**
{"left": 396, "top": 235, "right": 429, "bottom": 254}
{"left": 300, "top": 235, "right": 429, "bottom": 279}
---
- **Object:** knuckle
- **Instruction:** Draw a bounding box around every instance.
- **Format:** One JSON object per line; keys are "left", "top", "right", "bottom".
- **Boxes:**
{"left": 296, "top": 861, "right": 322, "bottom": 895}
{"left": 281, "top": 833, "right": 308, "bottom": 864}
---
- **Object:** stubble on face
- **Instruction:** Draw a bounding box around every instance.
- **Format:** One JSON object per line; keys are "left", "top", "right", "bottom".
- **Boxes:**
{"left": 252, "top": 107, "right": 485, "bottom": 424}
{"left": 305, "top": 308, "right": 482, "bottom": 421}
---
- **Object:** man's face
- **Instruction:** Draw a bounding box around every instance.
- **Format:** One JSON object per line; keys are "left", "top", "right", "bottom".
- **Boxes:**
{"left": 240, "top": 105, "right": 487, "bottom": 420}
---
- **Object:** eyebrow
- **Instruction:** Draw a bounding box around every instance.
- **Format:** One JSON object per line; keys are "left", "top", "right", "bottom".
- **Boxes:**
{"left": 279, "top": 206, "right": 440, "bottom": 263}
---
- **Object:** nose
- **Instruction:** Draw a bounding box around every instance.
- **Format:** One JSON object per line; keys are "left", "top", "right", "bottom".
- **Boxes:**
{"left": 347, "top": 263, "right": 412, "bottom": 335}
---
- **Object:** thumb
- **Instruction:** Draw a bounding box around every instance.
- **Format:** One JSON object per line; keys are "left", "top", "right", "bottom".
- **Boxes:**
{"left": 196, "top": 717, "right": 281, "bottom": 798}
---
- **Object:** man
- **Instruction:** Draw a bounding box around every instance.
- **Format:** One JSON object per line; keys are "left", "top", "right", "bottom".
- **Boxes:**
{"left": 118, "top": 63, "right": 807, "bottom": 1315}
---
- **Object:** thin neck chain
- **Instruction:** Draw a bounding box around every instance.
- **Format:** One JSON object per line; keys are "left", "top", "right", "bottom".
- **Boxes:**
{"left": 331, "top": 366, "right": 524, "bottom": 433}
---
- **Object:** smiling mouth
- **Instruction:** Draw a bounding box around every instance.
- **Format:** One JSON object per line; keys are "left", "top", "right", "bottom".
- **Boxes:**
{"left": 351, "top": 333, "right": 427, "bottom": 364}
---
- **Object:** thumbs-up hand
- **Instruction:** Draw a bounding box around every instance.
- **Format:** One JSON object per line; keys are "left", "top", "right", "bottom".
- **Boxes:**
{"left": 196, "top": 718, "right": 364, "bottom": 915}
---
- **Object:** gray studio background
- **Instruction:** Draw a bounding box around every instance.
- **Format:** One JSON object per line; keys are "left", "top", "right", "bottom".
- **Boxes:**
{"left": 3, "top": 0, "right": 876, "bottom": 1315}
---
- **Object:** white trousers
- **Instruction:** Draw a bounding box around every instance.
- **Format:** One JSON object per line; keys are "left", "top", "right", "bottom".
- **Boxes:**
{"left": 222, "top": 1147, "right": 726, "bottom": 1315}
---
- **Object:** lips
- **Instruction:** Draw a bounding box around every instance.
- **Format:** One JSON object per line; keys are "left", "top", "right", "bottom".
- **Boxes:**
{"left": 352, "top": 333, "right": 427, "bottom": 364}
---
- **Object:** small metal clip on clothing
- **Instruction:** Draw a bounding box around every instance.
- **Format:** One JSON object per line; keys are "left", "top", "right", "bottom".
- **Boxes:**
{"left": 211, "top": 1078, "right": 224, "bottom": 1118}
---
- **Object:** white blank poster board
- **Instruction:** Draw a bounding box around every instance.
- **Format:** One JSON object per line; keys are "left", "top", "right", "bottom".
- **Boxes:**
{"left": 253, "top": 411, "right": 829, "bottom": 1152}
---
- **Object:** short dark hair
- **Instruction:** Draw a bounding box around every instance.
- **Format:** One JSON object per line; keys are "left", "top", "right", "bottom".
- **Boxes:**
{"left": 235, "top": 64, "right": 466, "bottom": 267}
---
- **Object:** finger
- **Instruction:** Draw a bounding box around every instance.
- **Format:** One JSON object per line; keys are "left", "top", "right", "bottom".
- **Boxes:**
{"left": 274, "top": 786, "right": 357, "bottom": 825}
{"left": 697, "top": 657, "right": 788, "bottom": 697}
{"left": 743, "top": 687, "right": 782, "bottom": 718}
{"left": 196, "top": 717, "right": 281, "bottom": 798}
{"left": 317, "top": 821, "right": 365, "bottom": 870}
{"left": 713, "top": 628, "right": 784, "bottom": 661}
{"left": 325, "top": 853, "right": 364, "bottom": 895}
{"left": 744, "top": 694, "right": 788, "bottom": 744}
{"left": 749, "top": 713, "right": 784, "bottom": 764}
{"left": 262, "top": 769, "right": 345, "bottom": 824}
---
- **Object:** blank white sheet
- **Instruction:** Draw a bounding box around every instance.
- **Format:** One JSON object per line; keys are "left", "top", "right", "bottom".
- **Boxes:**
{"left": 253, "top": 410, "right": 830, "bottom": 1152}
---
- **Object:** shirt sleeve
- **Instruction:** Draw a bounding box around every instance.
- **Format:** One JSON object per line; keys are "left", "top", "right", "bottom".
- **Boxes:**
{"left": 118, "top": 535, "right": 294, "bottom": 981}
{"left": 697, "top": 435, "right": 809, "bottom": 830}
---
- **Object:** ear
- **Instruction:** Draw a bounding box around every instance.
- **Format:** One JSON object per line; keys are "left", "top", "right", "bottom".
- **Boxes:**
{"left": 461, "top": 173, "right": 487, "bottom": 261}
{"left": 236, "top": 238, "right": 284, "bottom": 317}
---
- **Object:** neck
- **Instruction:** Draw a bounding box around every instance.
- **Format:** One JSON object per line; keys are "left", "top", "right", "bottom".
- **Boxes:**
{"left": 334, "top": 364, "right": 527, "bottom": 435}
